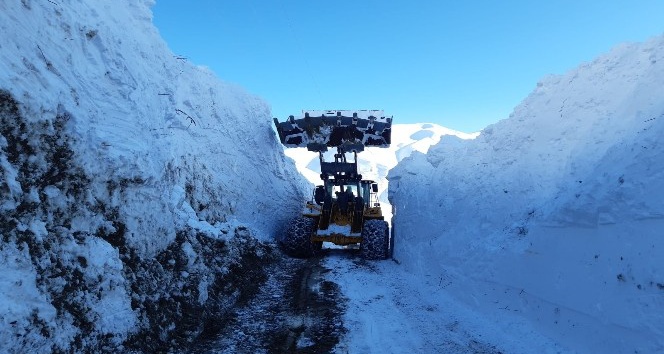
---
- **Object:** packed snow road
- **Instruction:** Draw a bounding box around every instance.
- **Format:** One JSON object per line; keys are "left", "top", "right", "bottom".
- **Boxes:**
{"left": 327, "top": 253, "right": 503, "bottom": 354}
{"left": 327, "top": 253, "right": 573, "bottom": 354}
{"left": 193, "top": 247, "right": 571, "bottom": 354}
{"left": 192, "top": 252, "right": 346, "bottom": 353}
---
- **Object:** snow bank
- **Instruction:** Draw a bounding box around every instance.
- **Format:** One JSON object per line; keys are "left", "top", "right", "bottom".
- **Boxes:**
{"left": 0, "top": 0, "right": 307, "bottom": 352}
{"left": 390, "top": 35, "right": 664, "bottom": 353}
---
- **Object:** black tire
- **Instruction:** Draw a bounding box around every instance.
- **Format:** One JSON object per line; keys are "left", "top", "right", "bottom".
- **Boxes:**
{"left": 360, "top": 219, "right": 389, "bottom": 260}
{"left": 281, "top": 216, "right": 322, "bottom": 258}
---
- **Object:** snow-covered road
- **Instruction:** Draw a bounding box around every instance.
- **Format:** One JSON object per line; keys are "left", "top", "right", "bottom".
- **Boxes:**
{"left": 195, "top": 248, "right": 577, "bottom": 354}
{"left": 193, "top": 251, "right": 345, "bottom": 353}
{"left": 326, "top": 252, "right": 572, "bottom": 354}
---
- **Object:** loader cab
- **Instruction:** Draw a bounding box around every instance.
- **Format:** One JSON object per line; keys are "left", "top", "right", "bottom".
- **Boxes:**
{"left": 321, "top": 180, "right": 361, "bottom": 204}
{"left": 360, "top": 180, "right": 380, "bottom": 208}
{"left": 334, "top": 183, "right": 358, "bottom": 199}
{"left": 314, "top": 180, "right": 379, "bottom": 210}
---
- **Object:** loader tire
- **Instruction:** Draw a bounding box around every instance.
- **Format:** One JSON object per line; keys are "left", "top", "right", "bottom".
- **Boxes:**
{"left": 281, "top": 216, "right": 322, "bottom": 258}
{"left": 360, "top": 220, "right": 389, "bottom": 260}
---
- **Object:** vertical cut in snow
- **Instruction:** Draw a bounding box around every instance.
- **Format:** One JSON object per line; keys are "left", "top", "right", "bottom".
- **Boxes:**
{"left": 389, "top": 34, "right": 664, "bottom": 353}
{"left": 0, "top": 0, "right": 310, "bottom": 351}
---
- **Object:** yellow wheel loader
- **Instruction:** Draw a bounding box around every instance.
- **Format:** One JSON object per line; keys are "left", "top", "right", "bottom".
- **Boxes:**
{"left": 273, "top": 110, "right": 393, "bottom": 259}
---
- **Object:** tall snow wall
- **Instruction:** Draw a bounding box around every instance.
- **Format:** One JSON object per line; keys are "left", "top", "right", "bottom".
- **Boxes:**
{"left": 389, "top": 36, "right": 664, "bottom": 353}
{"left": 0, "top": 0, "right": 308, "bottom": 352}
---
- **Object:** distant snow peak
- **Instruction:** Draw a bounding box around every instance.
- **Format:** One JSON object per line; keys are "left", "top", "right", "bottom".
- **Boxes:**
{"left": 284, "top": 122, "right": 477, "bottom": 222}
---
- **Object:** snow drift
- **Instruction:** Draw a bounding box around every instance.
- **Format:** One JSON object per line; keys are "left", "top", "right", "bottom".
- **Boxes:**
{"left": 0, "top": 0, "right": 307, "bottom": 352}
{"left": 389, "top": 36, "right": 664, "bottom": 353}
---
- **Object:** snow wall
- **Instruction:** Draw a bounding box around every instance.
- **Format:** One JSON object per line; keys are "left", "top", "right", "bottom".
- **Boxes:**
{"left": 0, "top": 0, "right": 308, "bottom": 352}
{"left": 390, "top": 36, "right": 664, "bottom": 353}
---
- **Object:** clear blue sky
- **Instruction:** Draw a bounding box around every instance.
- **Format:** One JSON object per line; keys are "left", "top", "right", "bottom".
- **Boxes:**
{"left": 153, "top": 1, "right": 664, "bottom": 132}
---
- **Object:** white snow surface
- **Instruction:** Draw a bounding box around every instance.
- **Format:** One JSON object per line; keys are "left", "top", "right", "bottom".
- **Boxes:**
{"left": 284, "top": 123, "right": 478, "bottom": 222}
{"left": 0, "top": 0, "right": 307, "bottom": 244}
{"left": 0, "top": 0, "right": 307, "bottom": 351}
{"left": 328, "top": 256, "right": 571, "bottom": 354}
{"left": 3, "top": 0, "right": 664, "bottom": 352}
{"left": 388, "top": 35, "right": 664, "bottom": 353}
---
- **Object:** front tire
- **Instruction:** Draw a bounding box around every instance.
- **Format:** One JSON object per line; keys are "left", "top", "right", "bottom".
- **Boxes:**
{"left": 360, "top": 219, "right": 389, "bottom": 260}
{"left": 281, "top": 216, "right": 322, "bottom": 258}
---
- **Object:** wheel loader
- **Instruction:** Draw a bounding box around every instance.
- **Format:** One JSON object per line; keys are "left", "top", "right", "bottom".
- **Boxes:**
{"left": 273, "top": 110, "right": 393, "bottom": 259}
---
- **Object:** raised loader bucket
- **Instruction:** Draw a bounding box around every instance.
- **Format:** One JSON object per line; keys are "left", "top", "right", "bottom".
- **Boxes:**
{"left": 273, "top": 110, "right": 392, "bottom": 152}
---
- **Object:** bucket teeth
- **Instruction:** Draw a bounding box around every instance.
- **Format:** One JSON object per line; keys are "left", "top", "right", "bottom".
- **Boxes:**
{"left": 274, "top": 110, "right": 392, "bottom": 151}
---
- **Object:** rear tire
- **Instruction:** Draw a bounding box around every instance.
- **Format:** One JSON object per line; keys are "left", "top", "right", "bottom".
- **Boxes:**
{"left": 281, "top": 216, "right": 322, "bottom": 258}
{"left": 360, "top": 219, "right": 389, "bottom": 260}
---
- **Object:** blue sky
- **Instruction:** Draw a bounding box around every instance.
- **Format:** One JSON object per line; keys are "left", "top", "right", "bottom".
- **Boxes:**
{"left": 153, "top": 1, "right": 664, "bottom": 132}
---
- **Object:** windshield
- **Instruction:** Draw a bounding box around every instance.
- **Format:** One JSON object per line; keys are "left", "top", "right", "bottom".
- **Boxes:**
{"left": 332, "top": 184, "right": 360, "bottom": 198}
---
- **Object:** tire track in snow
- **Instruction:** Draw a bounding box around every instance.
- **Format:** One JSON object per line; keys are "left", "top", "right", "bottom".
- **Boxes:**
{"left": 326, "top": 252, "right": 506, "bottom": 354}
{"left": 191, "top": 253, "right": 346, "bottom": 353}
